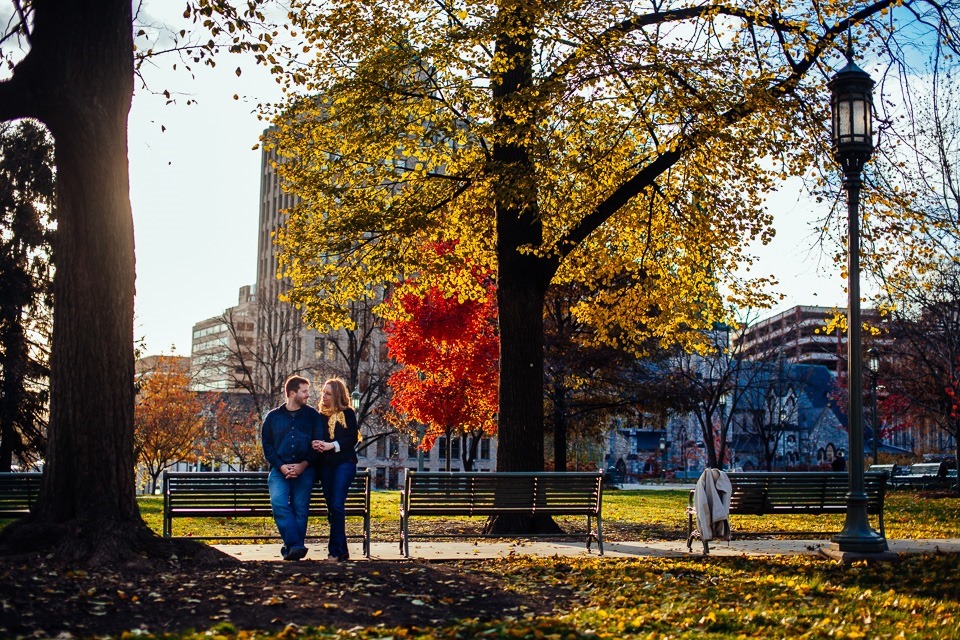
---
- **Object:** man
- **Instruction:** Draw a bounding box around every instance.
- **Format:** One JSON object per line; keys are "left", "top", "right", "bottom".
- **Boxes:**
{"left": 261, "top": 375, "right": 320, "bottom": 560}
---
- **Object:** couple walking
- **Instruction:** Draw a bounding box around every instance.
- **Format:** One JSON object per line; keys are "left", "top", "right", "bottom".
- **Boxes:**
{"left": 261, "top": 375, "right": 359, "bottom": 562}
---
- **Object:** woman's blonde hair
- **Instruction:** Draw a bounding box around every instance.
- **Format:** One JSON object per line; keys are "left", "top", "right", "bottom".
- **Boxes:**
{"left": 321, "top": 378, "right": 351, "bottom": 412}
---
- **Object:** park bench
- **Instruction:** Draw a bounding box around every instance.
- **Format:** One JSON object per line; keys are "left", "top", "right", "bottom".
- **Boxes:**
{"left": 686, "top": 471, "right": 887, "bottom": 554}
{"left": 892, "top": 462, "right": 949, "bottom": 489}
{"left": 0, "top": 472, "right": 42, "bottom": 519}
{"left": 867, "top": 464, "right": 899, "bottom": 479}
{"left": 399, "top": 470, "right": 604, "bottom": 557}
{"left": 162, "top": 469, "right": 371, "bottom": 556}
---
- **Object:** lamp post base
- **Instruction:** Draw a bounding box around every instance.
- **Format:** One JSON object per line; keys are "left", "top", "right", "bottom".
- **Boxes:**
{"left": 820, "top": 544, "right": 899, "bottom": 564}
{"left": 829, "top": 493, "right": 890, "bottom": 554}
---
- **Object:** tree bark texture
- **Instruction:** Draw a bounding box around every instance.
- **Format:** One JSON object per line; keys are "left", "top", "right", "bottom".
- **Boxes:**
{"left": 552, "top": 382, "right": 569, "bottom": 472}
{"left": 495, "top": 273, "right": 549, "bottom": 473}
{"left": 491, "top": 4, "right": 555, "bottom": 474}
{"left": 0, "top": 0, "right": 157, "bottom": 564}
{"left": 0, "top": 323, "right": 28, "bottom": 472}
{"left": 483, "top": 5, "right": 565, "bottom": 534}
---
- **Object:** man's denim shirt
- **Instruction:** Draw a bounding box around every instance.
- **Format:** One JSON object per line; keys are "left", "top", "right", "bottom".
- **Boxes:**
{"left": 261, "top": 404, "right": 321, "bottom": 470}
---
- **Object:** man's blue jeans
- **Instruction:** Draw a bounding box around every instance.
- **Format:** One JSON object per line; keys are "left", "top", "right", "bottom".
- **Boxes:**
{"left": 268, "top": 466, "right": 316, "bottom": 552}
{"left": 320, "top": 461, "right": 357, "bottom": 558}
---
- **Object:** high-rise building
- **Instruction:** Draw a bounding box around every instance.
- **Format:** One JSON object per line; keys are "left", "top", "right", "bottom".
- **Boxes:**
{"left": 256, "top": 142, "right": 307, "bottom": 380}
{"left": 189, "top": 285, "right": 257, "bottom": 391}
{"left": 254, "top": 136, "right": 394, "bottom": 413}
{"left": 735, "top": 305, "right": 882, "bottom": 372}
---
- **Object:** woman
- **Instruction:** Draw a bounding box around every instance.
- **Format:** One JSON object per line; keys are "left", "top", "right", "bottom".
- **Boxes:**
{"left": 312, "top": 378, "right": 360, "bottom": 562}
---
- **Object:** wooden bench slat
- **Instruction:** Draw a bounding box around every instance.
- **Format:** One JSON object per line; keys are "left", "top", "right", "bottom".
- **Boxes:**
{"left": 0, "top": 472, "right": 42, "bottom": 518}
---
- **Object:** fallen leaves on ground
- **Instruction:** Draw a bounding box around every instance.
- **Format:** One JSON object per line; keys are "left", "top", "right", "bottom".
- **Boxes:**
{"left": 2, "top": 552, "right": 959, "bottom": 639}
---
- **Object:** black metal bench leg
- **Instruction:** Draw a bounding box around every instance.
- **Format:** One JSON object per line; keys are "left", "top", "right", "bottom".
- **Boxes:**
{"left": 596, "top": 517, "right": 604, "bottom": 556}
{"left": 364, "top": 515, "right": 371, "bottom": 558}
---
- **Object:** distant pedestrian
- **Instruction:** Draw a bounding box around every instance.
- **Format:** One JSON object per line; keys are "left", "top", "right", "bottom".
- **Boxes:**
{"left": 313, "top": 378, "right": 360, "bottom": 562}
{"left": 831, "top": 452, "right": 847, "bottom": 472}
{"left": 262, "top": 375, "right": 321, "bottom": 561}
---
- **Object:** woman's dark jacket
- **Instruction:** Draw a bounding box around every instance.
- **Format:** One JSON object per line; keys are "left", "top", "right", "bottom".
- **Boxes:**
{"left": 319, "top": 407, "right": 359, "bottom": 466}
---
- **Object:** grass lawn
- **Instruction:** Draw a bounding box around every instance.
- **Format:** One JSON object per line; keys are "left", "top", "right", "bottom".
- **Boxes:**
{"left": 140, "top": 487, "right": 960, "bottom": 542}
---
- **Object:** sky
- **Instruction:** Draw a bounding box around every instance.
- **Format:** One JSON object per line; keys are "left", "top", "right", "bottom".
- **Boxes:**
{"left": 129, "top": 2, "right": 282, "bottom": 355}
{"left": 28, "top": 2, "right": 855, "bottom": 356}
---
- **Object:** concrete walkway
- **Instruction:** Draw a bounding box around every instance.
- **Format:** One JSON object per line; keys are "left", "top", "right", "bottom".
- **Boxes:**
{"left": 214, "top": 538, "right": 960, "bottom": 562}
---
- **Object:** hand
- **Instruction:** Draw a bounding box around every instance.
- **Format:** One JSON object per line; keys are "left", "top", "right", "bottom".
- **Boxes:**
{"left": 311, "top": 439, "right": 324, "bottom": 452}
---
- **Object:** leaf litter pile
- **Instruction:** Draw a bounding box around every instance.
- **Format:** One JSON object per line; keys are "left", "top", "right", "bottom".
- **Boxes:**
{"left": 0, "top": 555, "right": 563, "bottom": 637}
{"left": 3, "top": 550, "right": 960, "bottom": 639}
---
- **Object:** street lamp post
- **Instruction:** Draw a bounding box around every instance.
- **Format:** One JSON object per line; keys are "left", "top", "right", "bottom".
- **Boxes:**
{"left": 828, "top": 39, "right": 888, "bottom": 554}
{"left": 679, "top": 427, "right": 688, "bottom": 479}
{"left": 867, "top": 348, "right": 880, "bottom": 466}
{"left": 416, "top": 423, "right": 426, "bottom": 472}
{"left": 415, "top": 370, "right": 427, "bottom": 471}
{"left": 659, "top": 436, "right": 669, "bottom": 480}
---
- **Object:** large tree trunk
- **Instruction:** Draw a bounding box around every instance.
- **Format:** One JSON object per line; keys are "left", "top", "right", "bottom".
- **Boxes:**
{"left": 552, "top": 382, "right": 569, "bottom": 472}
{"left": 0, "top": 0, "right": 222, "bottom": 566}
{"left": 495, "top": 272, "right": 550, "bottom": 473}
{"left": 0, "top": 324, "right": 27, "bottom": 472}
{"left": 483, "top": 4, "right": 562, "bottom": 535}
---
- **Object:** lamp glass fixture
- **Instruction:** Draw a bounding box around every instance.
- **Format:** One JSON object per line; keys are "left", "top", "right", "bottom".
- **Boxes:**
{"left": 351, "top": 387, "right": 361, "bottom": 410}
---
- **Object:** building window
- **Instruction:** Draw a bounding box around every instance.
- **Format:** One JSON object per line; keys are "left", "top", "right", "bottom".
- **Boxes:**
{"left": 376, "top": 437, "right": 386, "bottom": 458}
{"left": 438, "top": 437, "right": 447, "bottom": 460}
{"left": 407, "top": 440, "right": 418, "bottom": 459}
{"left": 389, "top": 436, "right": 399, "bottom": 458}
{"left": 480, "top": 438, "right": 491, "bottom": 460}
{"left": 450, "top": 437, "right": 460, "bottom": 460}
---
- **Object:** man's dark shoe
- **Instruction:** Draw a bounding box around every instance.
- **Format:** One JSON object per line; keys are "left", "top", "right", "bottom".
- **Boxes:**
{"left": 285, "top": 546, "right": 308, "bottom": 561}
{"left": 337, "top": 554, "right": 350, "bottom": 562}
{"left": 280, "top": 546, "right": 289, "bottom": 559}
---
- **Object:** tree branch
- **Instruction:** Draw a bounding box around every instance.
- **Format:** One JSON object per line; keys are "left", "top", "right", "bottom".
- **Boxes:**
{"left": 12, "top": 0, "right": 31, "bottom": 44}
{"left": 552, "top": 0, "right": 898, "bottom": 262}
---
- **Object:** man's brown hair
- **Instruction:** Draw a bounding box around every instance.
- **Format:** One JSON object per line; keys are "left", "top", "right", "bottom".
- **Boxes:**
{"left": 284, "top": 375, "right": 310, "bottom": 396}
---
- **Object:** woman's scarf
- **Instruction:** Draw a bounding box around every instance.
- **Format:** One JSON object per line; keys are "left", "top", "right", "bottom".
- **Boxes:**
{"left": 320, "top": 407, "right": 346, "bottom": 440}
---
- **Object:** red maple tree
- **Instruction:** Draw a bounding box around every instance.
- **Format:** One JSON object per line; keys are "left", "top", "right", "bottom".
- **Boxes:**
{"left": 385, "top": 261, "right": 499, "bottom": 470}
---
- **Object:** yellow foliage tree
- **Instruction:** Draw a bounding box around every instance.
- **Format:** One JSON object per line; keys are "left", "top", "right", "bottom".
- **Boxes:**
{"left": 134, "top": 356, "right": 205, "bottom": 493}
{"left": 193, "top": 1, "right": 959, "bottom": 489}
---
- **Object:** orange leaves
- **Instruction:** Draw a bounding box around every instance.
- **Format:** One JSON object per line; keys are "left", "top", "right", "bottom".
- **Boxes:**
{"left": 204, "top": 400, "right": 265, "bottom": 471}
{"left": 385, "top": 259, "right": 499, "bottom": 444}
{"left": 134, "top": 355, "right": 207, "bottom": 489}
